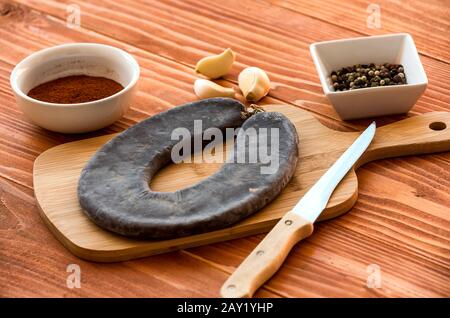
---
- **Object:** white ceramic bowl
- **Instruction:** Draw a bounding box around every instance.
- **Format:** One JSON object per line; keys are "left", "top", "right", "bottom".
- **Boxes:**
{"left": 10, "top": 43, "right": 139, "bottom": 133}
{"left": 310, "top": 33, "right": 427, "bottom": 120}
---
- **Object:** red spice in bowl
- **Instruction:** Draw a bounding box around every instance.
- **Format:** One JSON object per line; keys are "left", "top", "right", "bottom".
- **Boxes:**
{"left": 27, "top": 75, "right": 124, "bottom": 104}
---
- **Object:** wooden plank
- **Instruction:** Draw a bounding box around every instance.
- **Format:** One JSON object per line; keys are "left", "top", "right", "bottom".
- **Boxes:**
{"left": 0, "top": 0, "right": 448, "bottom": 297}
{"left": 12, "top": 0, "right": 450, "bottom": 120}
{"left": 266, "top": 0, "right": 450, "bottom": 63}
{"left": 0, "top": 1, "right": 348, "bottom": 297}
{"left": 0, "top": 176, "right": 279, "bottom": 297}
{"left": 0, "top": 0, "right": 249, "bottom": 297}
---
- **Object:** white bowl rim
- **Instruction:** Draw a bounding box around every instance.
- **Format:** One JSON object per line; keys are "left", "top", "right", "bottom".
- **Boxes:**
{"left": 309, "top": 33, "right": 428, "bottom": 95}
{"left": 310, "top": 32, "right": 411, "bottom": 48}
{"left": 10, "top": 43, "right": 140, "bottom": 108}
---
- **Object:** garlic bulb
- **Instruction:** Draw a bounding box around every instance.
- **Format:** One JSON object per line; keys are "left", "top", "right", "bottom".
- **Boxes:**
{"left": 238, "top": 67, "right": 270, "bottom": 102}
{"left": 195, "top": 48, "right": 236, "bottom": 79}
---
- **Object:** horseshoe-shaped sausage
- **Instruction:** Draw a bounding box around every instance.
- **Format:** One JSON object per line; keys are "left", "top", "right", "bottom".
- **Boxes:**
{"left": 78, "top": 98, "right": 299, "bottom": 239}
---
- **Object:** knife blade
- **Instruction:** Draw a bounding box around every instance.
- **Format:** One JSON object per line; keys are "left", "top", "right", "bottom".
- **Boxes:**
{"left": 220, "top": 122, "right": 376, "bottom": 298}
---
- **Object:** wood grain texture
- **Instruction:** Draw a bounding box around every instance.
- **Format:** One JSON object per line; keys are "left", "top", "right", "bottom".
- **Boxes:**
{"left": 266, "top": 0, "right": 450, "bottom": 63}
{"left": 32, "top": 105, "right": 450, "bottom": 262}
{"left": 0, "top": 0, "right": 449, "bottom": 297}
{"left": 12, "top": 0, "right": 450, "bottom": 120}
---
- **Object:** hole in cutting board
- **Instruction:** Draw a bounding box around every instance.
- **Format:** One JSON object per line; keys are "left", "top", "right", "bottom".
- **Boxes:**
{"left": 429, "top": 122, "right": 446, "bottom": 131}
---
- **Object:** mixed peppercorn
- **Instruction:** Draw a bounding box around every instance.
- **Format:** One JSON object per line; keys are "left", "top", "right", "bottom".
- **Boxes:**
{"left": 330, "top": 63, "right": 407, "bottom": 91}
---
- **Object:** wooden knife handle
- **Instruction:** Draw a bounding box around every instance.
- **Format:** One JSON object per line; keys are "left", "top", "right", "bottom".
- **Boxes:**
{"left": 220, "top": 212, "right": 314, "bottom": 298}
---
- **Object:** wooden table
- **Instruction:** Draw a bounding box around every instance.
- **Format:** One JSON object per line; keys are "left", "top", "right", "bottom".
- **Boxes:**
{"left": 0, "top": 0, "right": 449, "bottom": 298}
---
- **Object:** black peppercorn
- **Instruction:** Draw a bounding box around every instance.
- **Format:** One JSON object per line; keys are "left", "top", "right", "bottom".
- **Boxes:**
{"left": 330, "top": 63, "right": 406, "bottom": 91}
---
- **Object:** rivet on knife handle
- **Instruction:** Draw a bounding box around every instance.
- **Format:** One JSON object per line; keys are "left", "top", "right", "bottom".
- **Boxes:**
{"left": 220, "top": 212, "right": 313, "bottom": 298}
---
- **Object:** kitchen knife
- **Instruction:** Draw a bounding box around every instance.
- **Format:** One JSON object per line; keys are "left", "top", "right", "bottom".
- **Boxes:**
{"left": 220, "top": 122, "right": 376, "bottom": 298}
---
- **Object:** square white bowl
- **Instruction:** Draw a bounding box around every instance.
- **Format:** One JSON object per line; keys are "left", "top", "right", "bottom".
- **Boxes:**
{"left": 310, "top": 33, "right": 427, "bottom": 120}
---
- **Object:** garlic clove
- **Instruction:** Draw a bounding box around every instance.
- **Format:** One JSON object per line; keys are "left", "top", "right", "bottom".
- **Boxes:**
{"left": 195, "top": 48, "right": 236, "bottom": 79}
{"left": 194, "top": 79, "right": 235, "bottom": 99}
{"left": 238, "top": 67, "right": 270, "bottom": 102}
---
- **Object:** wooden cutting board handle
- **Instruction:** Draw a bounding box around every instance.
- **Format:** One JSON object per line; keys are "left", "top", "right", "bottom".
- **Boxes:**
{"left": 358, "top": 112, "right": 450, "bottom": 166}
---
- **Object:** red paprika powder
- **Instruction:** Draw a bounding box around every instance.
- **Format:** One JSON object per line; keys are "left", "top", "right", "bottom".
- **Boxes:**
{"left": 27, "top": 75, "right": 124, "bottom": 104}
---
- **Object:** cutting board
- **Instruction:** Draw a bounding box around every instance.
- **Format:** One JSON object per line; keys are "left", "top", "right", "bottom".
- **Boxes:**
{"left": 33, "top": 104, "right": 450, "bottom": 262}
